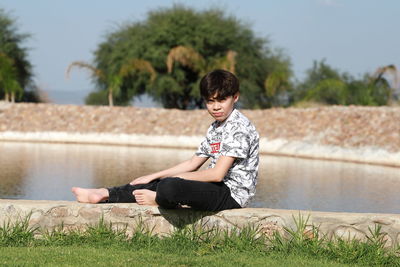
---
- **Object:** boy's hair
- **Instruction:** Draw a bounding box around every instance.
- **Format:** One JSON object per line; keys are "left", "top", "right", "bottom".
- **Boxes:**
{"left": 199, "top": 69, "right": 239, "bottom": 100}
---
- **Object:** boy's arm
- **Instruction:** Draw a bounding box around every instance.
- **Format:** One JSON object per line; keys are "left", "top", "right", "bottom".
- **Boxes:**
{"left": 130, "top": 155, "right": 208, "bottom": 185}
{"left": 176, "top": 156, "right": 235, "bottom": 183}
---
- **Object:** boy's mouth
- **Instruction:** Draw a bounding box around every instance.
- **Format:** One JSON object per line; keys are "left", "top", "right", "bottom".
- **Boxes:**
{"left": 213, "top": 112, "right": 224, "bottom": 117}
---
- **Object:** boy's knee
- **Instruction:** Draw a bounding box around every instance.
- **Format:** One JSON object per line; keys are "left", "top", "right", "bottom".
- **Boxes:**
{"left": 157, "top": 177, "right": 180, "bottom": 195}
{"left": 155, "top": 177, "right": 181, "bottom": 208}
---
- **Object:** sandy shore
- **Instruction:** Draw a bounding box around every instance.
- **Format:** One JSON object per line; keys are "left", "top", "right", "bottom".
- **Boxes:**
{"left": 0, "top": 102, "right": 399, "bottom": 167}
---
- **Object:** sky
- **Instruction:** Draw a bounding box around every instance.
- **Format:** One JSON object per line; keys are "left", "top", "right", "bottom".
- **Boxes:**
{"left": 1, "top": 0, "right": 399, "bottom": 105}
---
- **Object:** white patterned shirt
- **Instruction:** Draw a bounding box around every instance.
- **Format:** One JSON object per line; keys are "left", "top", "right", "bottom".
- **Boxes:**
{"left": 195, "top": 109, "right": 259, "bottom": 207}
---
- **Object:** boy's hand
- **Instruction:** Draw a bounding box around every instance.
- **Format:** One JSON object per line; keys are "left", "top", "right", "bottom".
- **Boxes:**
{"left": 130, "top": 175, "right": 155, "bottom": 185}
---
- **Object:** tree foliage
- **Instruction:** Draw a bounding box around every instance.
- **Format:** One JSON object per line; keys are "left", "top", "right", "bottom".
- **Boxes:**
{"left": 0, "top": 8, "right": 37, "bottom": 102}
{"left": 293, "top": 60, "right": 390, "bottom": 106}
{"left": 90, "top": 5, "right": 292, "bottom": 109}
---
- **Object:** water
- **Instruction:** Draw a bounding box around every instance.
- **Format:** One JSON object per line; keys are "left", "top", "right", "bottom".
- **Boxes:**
{"left": 1, "top": 142, "right": 400, "bottom": 214}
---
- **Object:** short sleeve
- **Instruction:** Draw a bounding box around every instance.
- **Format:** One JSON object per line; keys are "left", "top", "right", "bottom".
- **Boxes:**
{"left": 195, "top": 137, "right": 209, "bottom": 157}
{"left": 220, "top": 125, "right": 250, "bottom": 159}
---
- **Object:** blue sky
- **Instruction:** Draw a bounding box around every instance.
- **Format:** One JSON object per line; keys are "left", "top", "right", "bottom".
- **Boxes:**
{"left": 1, "top": 0, "right": 399, "bottom": 105}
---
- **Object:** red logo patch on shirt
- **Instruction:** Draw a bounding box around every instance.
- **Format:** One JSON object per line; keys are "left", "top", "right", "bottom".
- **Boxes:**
{"left": 210, "top": 142, "right": 221, "bottom": 153}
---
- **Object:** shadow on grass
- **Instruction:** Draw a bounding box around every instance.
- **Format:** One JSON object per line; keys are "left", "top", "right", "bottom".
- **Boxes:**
{"left": 158, "top": 207, "right": 217, "bottom": 229}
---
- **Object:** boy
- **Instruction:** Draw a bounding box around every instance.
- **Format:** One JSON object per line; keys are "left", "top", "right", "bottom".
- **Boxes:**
{"left": 72, "top": 69, "right": 259, "bottom": 211}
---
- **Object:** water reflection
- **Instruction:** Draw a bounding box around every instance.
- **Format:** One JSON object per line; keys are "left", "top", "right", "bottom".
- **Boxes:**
{"left": 255, "top": 156, "right": 400, "bottom": 213}
{"left": 0, "top": 144, "right": 28, "bottom": 198}
{"left": 0, "top": 142, "right": 193, "bottom": 201}
{"left": 1, "top": 142, "right": 399, "bottom": 214}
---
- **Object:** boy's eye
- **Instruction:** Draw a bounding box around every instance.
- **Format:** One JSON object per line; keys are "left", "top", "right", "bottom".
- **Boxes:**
{"left": 206, "top": 97, "right": 228, "bottom": 104}
{"left": 215, "top": 97, "right": 227, "bottom": 103}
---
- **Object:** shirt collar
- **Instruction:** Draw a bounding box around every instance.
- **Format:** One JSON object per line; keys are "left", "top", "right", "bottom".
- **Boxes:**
{"left": 213, "top": 108, "right": 237, "bottom": 128}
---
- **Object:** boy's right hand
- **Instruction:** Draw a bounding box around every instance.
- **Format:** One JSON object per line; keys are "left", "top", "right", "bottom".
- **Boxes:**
{"left": 130, "top": 175, "right": 155, "bottom": 185}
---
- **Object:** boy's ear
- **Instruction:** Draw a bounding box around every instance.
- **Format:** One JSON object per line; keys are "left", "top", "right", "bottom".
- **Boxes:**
{"left": 233, "top": 93, "right": 240, "bottom": 103}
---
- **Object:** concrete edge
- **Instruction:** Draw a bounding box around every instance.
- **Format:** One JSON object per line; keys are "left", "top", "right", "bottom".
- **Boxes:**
{"left": 0, "top": 131, "right": 399, "bottom": 167}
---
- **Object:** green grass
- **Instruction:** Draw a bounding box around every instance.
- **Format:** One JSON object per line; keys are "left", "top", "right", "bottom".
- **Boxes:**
{"left": 0, "top": 215, "right": 399, "bottom": 266}
{"left": 0, "top": 247, "right": 355, "bottom": 266}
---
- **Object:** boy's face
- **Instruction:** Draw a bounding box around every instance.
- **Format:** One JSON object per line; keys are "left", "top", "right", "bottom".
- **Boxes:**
{"left": 205, "top": 93, "right": 239, "bottom": 122}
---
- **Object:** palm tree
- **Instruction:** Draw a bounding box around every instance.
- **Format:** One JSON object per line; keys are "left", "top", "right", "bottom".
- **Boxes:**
{"left": 0, "top": 53, "right": 23, "bottom": 102}
{"left": 66, "top": 61, "right": 114, "bottom": 105}
{"left": 264, "top": 63, "right": 292, "bottom": 106}
{"left": 0, "top": 9, "right": 33, "bottom": 92}
{"left": 69, "top": 46, "right": 236, "bottom": 108}
{"left": 372, "top": 64, "right": 399, "bottom": 105}
{"left": 66, "top": 59, "right": 156, "bottom": 106}
{"left": 8, "top": 79, "right": 22, "bottom": 103}
{"left": 264, "top": 71, "right": 290, "bottom": 98}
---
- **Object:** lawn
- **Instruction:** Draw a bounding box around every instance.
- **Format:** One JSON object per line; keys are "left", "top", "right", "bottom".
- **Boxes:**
{"left": 0, "top": 246, "right": 360, "bottom": 266}
{"left": 0, "top": 216, "right": 399, "bottom": 266}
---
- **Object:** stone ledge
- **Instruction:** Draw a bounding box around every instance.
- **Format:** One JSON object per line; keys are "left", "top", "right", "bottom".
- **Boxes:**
{"left": 1, "top": 200, "right": 400, "bottom": 247}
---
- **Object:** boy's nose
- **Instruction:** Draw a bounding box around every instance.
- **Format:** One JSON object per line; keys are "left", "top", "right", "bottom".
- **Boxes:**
{"left": 213, "top": 103, "right": 221, "bottom": 110}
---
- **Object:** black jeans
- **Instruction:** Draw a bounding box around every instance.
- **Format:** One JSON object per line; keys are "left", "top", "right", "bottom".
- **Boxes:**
{"left": 107, "top": 177, "right": 241, "bottom": 212}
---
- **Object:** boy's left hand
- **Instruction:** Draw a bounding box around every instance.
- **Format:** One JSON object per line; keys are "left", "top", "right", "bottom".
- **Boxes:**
{"left": 130, "top": 175, "right": 155, "bottom": 185}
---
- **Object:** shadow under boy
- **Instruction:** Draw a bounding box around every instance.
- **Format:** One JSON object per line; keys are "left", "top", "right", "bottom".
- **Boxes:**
{"left": 72, "top": 69, "right": 259, "bottom": 211}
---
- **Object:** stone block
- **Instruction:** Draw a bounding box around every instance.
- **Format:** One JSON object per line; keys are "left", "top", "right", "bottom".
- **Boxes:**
{"left": 49, "top": 207, "right": 69, "bottom": 217}
{"left": 259, "top": 221, "right": 285, "bottom": 238}
{"left": 372, "top": 218, "right": 395, "bottom": 226}
{"left": 28, "top": 211, "right": 44, "bottom": 226}
{"left": 334, "top": 226, "right": 367, "bottom": 241}
{"left": 110, "top": 207, "right": 131, "bottom": 217}
{"left": 381, "top": 234, "right": 393, "bottom": 248}
{"left": 79, "top": 207, "right": 103, "bottom": 220}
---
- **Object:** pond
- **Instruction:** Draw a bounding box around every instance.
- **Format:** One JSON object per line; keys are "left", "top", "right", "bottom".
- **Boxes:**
{"left": 1, "top": 142, "right": 399, "bottom": 214}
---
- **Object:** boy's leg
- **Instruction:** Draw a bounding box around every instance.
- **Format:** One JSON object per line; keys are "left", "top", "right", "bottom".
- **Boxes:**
{"left": 72, "top": 180, "right": 160, "bottom": 204}
{"left": 107, "top": 180, "right": 160, "bottom": 203}
{"left": 71, "top": 187, "right": 109, "bottom": 203}
{"left": 154, "top": 177, "right": 241, "bottom": 211}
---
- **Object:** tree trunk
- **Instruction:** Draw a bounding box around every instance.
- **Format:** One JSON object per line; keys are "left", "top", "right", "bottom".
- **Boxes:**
{"left": 108, "top": 90, "right": 113, "bottom": 107}
{"left": 4, "top": 93, "right": 9, "bottom": 102}
{"left": 11, "top": 92, "right": 15, "bottom": 103}
{"left": 387, "top": 89, "right": 393, "bottom": 106}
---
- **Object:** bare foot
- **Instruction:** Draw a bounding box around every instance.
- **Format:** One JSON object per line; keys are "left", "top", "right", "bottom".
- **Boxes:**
{"left": 71, "top": 187, "right": 109, "bottom": 204}
{"left": 133, "top": 189, "right": 158, "bottom": 206}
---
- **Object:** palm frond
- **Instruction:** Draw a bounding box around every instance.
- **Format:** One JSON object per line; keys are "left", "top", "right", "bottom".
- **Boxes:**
{"left": 65, "top": 61, "right": 105, "bottom": 80}
{"left": 372, "top": 65, "right": 398, "bottom": 85}
{"left": 166, "top": 45, "right": 205, "bottom": 73}
{"left": 119, "top": 59, "right": 157, "bottom": 83}
{"left": 108, "top": 76, "right": 122, "bottom": 95}
{"left": 223, "top": 50, "right": 237, "bottom": 74}
{"left": 208, "top": 50, "right": 238, "bottom": 74}
{"left": 264, "top": 70, "right": 290, "bottom": 97}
